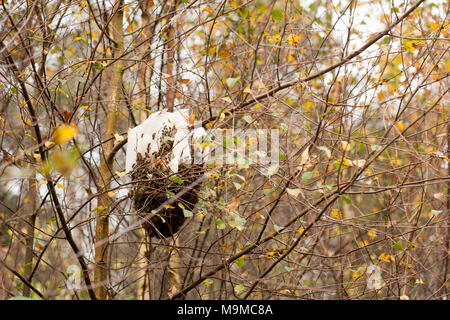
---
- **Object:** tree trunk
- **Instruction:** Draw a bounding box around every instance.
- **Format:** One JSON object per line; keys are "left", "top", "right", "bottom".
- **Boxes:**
{"left": 165, "top": 0, "right": 178, "bottom": 112}
{"left": 22, "top": 177, "right": 37, "bottom": 297}
{"left": 138, "top": 0, "right": 155, "bottom": 122}
{"left": 94, "top": 0, "right": 125, "bottom": 300}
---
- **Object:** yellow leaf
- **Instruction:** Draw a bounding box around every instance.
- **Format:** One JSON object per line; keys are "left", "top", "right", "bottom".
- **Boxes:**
{"left": 296, "top": 228, "right": 308, "bottom": 237}
{"left": 379, "top": 252, "right": 392, "bottom": 263}
{"left": 114, "top": 133, "right": 124, "bottom": 142}
{"left": 415, "top": 279, "right": 424, "bottom": 284}
{"left": 286, "top": 33, "right": 301, "bottom": 46}
{"left": 253, "top": 103, "right": 261, "bottom": 110}
{"left": 368, "top": 229, "right": 377, "bottom": 239}
{"left": 331, "top": 208, "right": 342, "bottom": 219}
{"left": 404, "top": 39, "right": 418, "bottom": 51}
{"left": 352, "top": 267, "right": 364, "bottom": 281}
{"left": 32, "top": 180, "right": 47, "bottom": 187}
{"left": 92, "top": 205, "right": 105, "bottom": 212}
{"left": 203, "top": 6, "right": 214, "bottom": 15}
{"left": 272, "top": 34, "right": 281, "bottom": 42}
{"left": 73, "top": 36, "right": 83, "bottom": 41}
{"left": 188, "top": 114, "right": 195, "bottom": 125}
{"left": 358, "top": 240, "right": 369, "bottom": 247}
{"left": 165, "top": 204, "right": 175, "bottom": 209}
{"left": 221, "top": 96, "right": 232, "bottom": 103}
{"left": 56, "top": 183, "right": 66, "bottom": 189}
{"left": 108, "top": 191, "right": 118, "bottom": 197}
{"left": 395, "top": 122, "right": 405, "bottom": 131}
{"left": 218, "top": 49, "right": 230, "bottom": 58}
{"left": 33, "top": 152, "right": 41, "bottom": 162}
{"left": 341, "top": 141, "right": 350, "bottom": 151}
{"left": 429, "top": 21, "right": 440, "bottom": 31}
{"left": 127, "top": 21, "right": 137, "bottom": 33}
{"left": 178, "top": 202, "right": 185, "bottom": 210}
{"left": 391, "top": 157, "right": 401, "bottom": 165}
{"left": 57, "top": 87, "right": 68, "bottom": 97}
{"left": 53, "top": 124, "right": 78, "bottom": 145}
{"left": 115, "top": 171, "right": 126, "bottom": 177}
{"left": 304, "top": 100, "right": 314, "bottom": 111}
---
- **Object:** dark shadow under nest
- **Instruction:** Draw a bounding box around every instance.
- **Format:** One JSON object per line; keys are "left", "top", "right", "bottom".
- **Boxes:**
{"left": 129, "top": 127, "right": 204, "bottom": 238}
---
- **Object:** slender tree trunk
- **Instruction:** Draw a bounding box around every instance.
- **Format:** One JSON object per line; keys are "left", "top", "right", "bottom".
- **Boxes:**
{"left": 138, "top": 0, "right": 155, "bottom": 121}
{"left": 22, "top": 177, "right": 37, "bottom": 297}
{"left": 94, "top": 0, "right": 125, "bottom": 300}
{"left": 162, "top": 237, "right": 184, "bottom": 299}
{"left": 165, "top": 0, "right": 178, "bottom": 112}
{"left": 441, "top": 123, "right": 450, "bottom": 299}
{"left": 160, "top": 0, "right": 184, "bottom": 299}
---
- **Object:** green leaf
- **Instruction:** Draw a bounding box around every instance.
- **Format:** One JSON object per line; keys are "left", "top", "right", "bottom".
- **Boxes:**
{"left": 170, "top": 175, "right": 184, "bottom": 185}
{"left": 234, "top": 256, "right": 245, "bottom": 268}
{"left": 286, "top": 188, "right": 301, "bottom": 197}
{"left": 271, "top": 9, "right": 284, "bottom": 21}
{"left": 302, "top": 171, "right": 313, "bottom": 182}
{"left": 243, "top": 115, "right": 252, "bottom": 123}
{"left": 239, "top": 7, "right": 249, "bottom": 19}
{"left": 228, "top": 216, "right": 246, "bottom": 231}
{"left": 371, "top": 145, "right": 382, "bottom": 151}
{"left": 407, "top": 242, "right": 416, "bottom": 249}
{"left": 76, "top": 76, "right": 86, "bottom": 83}
{"left": 183, "top": 209, "right": 193, "bottom": 217}
{"left": 430, "top": 210, "right": 442, "bottom": 217}
{"left": 394, "top": 241, "right": 404, "bottom": 251}
{"left": 234, "top": 284, "right": 245, "bottom": 294}
{"left": 273, "top": 224, "right": 282, "bottom": 232}
{"left": 342, "top": 195, "right": 352, "bottom": 204}
{"left": 216, "top": 218, "right": 226, "bottom": 229}
{"left": 226, "top": 77, "right": 240, "bottom": 89}
{"left": 305, "top": 122, "right": 311, "bottom": 131}
{"left": 235, "top": 216, "right": 246, "bottom": 231}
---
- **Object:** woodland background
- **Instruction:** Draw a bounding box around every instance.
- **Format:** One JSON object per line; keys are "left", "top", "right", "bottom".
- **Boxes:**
{"left": 0, "top": 0, "right": 449, "bottom": 300}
